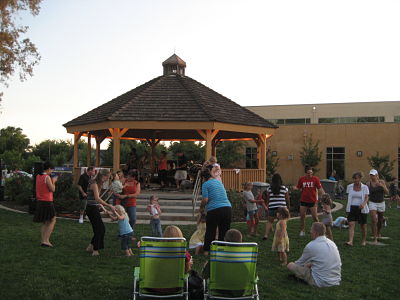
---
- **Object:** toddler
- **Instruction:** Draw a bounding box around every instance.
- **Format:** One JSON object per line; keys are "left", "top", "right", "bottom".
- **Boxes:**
{"left": 333, "top": 216, "right": 349, "bottom": 229}
{"left": 146, "top": 195, "right": 162, "bottom": 237}
{"left": 271, "top": 207, "right": 290, "bottom": 266}
{"left": 320, "top": 194, "right": 333, "bottom": 240}
{"left": 243, "top": 182, "right": 258, "bottom": 236}
{"left": 189, "top": 212, "right": 207, "bottom": 254}
{"left": 107, "top": 205, "right": 134, "bottom": 256}
{"left": 164, "top": 225, "right": 193, "bottom": 273}
{"left": 110, "top": 172, "right": 125, "bottom": 205}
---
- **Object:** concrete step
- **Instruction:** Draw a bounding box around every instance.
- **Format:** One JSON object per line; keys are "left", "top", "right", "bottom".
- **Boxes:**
{"left": 136, "top": 199, "right": 196, "bottom": 207}
{"left": 136, "top": 206, "right": 199, "bottom": 214}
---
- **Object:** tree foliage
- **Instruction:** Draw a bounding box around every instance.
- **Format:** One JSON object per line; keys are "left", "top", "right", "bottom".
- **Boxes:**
{"left": 216, "top": 141, "right": 245, "bottom": 168}
{"left": 266, "top": 147, "right": 279, "bottom": 182}
{"left": 0, "top": 126, "right": 31, "bottom": 170}
{"left": 299, "top": 135, "right": 322, "bottom": 172}
{"left": 0, "top": 0, "right": 42, "bottom": 99}
{"left": 367, "top": 152, "right": 395, "bottom": 182}
{"left": 168, "top": 141, "right": 204, "bottom": 162}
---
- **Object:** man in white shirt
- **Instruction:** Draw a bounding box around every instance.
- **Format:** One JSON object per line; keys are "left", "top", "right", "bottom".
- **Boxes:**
{"left": 287, "top": 222, "right": 342, "bottom": 287}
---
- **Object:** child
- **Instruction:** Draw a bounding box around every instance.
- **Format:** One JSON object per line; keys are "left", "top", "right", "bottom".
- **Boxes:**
{"left": 389, "top": 178, "right": 400, "bottom": 209}
{"left": 255, "top": 188, "right": 267, "bottom": 235}
{"left": 189, "top": 212, "right": 207, "bottom": 254}
{"left": 110, "top": 172, "right": 125, "bottom": 205}
{"left": 243, "top": 182, "right": 258, "bottom": 236}
{"left": 271, "top": 207, "right": 290, "bottom": 266}
{"left": 146, "top": 195, "right": 162, "bottom": 237}
{"left": 204, "top": 156, "right": 222, "bottom": 182}
{"left": 202, "top": 229, "right": 243, "bottom": 280}
{"left": 320, "top": 194, "right": 333, "bottom": 240}
{"left": 333, "top": 216, "right": 349, "bottom": 229}
{"left": 163, "top": 225, "right": 193, "bottom": 273}
{"left": 107, "top": 205, "right": 134, "bottom": 256}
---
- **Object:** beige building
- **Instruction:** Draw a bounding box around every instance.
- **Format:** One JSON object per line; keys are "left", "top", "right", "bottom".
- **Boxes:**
{"left": 246, "top": 101, "right": 400, "bottom": 184}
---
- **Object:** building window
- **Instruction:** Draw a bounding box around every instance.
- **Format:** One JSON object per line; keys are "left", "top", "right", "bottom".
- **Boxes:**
{"left": 318, "top": 116, "right": 385, "bottom": 124}
{"left": 394, "top": 116, "right": 400, "bottom": 123}
{"left": 326, "top": 147, "right": 345, "bottom": 180}
{"left": 245, "top": 147, "right": 258, "bottom": 169}
{"left": 267, "top": 118, "right": 310, "bottom": 125}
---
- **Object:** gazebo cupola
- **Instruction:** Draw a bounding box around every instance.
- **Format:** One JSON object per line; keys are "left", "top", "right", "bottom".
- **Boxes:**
{"left": 162, "top": 54, "right": 186, "bottom": 76}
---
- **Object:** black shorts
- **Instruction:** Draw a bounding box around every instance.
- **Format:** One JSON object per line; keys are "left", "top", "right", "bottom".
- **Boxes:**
{"left": 300, "top": 201, "right": 316, "bottom": 208}
{"left": 347, "top": 205, "right": 368, "bottom": 225}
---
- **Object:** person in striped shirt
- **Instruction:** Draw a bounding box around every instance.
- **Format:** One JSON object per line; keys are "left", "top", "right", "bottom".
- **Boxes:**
{"left": 262, "top": 173, "right": 290, "bottom": 240}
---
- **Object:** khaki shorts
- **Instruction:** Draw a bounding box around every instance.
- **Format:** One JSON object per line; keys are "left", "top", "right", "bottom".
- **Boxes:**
{"left": 368, "top": 201, "right": 385, "bottom": 212}
{"left": 288, "top": 263, "right": 317, "bottom": 286}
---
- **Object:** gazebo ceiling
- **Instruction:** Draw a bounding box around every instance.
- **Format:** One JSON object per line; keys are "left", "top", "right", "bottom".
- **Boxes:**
{"left": 63, "top": 54, "right": 277, "bottom": 140}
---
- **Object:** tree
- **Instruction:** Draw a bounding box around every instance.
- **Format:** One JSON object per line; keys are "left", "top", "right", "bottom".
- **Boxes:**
{"left": 0, "top": 126, "right": 31, "bottom": 170}
{"left": 216, "top": 141, "right": 245, "bottom": 168}
{"left": 266, "top": 147, "right": 279, "bottom": 182}
{"left": 299, "top": 135, "right": 322, "bottom": 173}
{"left": 31, "top": 139, "right": 73, "bottom": 166}
{"left": 367, "top": 152, "right": 395, "bottom": 182}
{"left": 0, "top": 126, "right": 30, "bottom": 153}
{"left": 168, "top": 141, "right": 204, "bottom": 162}
{"left": 0, "top": 0, "right": 42, "bottom": 100}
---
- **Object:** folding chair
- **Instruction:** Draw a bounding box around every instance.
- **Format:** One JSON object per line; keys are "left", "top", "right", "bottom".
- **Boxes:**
{"left": 203, "top": 241, "right": 259, "bottom": 300}
{"left": 133, "top": 236, "right": 189, "bottom": 299}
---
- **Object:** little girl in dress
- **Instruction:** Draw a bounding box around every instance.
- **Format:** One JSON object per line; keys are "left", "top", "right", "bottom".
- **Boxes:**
{"left": 189, "top": 212, "right": 207, "bottom": 254}
{"left": 321, "top": 194, "right": 333, "bottom": 240}
{"left": 271, "top": 207, "right": 290, "bottom": 266}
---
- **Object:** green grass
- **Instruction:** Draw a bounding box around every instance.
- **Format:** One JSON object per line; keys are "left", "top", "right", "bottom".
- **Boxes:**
{"left": 0, "top": 202, "right": 399, "bottom": 299}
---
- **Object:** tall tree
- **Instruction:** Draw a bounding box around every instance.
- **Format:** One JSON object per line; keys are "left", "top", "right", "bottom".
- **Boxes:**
{"left": 299, "top": 135, "right": 322, "bottom": 173}
{"left": 0, "top": 0, "right": 42, "bottom": 100}
{"left": 0, "top": 126, "right": 29, "bottom": 153}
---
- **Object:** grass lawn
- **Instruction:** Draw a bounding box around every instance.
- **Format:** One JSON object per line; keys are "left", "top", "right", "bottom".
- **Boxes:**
{"left": 0, "top": 201, "right": 399, "bottom": 299}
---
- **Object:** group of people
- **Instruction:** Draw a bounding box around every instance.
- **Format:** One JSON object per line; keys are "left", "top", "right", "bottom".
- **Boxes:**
{"left": 32, "top": 157, "right": 395, "bottom": 290}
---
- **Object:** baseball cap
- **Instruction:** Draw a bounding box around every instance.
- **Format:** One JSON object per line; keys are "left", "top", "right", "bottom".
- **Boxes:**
{"left": 369, "top": 169, "right": 378, "bottom": 176}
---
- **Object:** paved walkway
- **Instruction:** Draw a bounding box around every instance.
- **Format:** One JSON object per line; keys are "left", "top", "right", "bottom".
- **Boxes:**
{"left": 0, "top": 201, "right": 343, "bottom": 225}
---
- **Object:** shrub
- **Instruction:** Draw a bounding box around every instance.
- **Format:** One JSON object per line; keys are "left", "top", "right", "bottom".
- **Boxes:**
{"left": 227, "top": 189, "right": 246, "bottom": 222}
{"left": 53, "top": 175, "right": 80, "bottom": 213}
{"left": 4, "top": 175, "right": 33, "bottom": 205}
{"left": 288, "top": 185, "right": 301, "bottom": 212}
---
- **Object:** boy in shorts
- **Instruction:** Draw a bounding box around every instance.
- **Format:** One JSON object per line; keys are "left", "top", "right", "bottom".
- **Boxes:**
{"left": 296, "top": 166, "right": 325, "bottom": 236}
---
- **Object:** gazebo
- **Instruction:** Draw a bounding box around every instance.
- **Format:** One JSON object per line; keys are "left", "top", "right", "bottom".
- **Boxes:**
{"left": 63, "top": 54, "right": 277, "bottom": 190}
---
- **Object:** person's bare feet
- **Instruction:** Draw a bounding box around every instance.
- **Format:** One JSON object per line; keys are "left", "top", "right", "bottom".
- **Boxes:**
{"left": 92, "top": 250, "right": 100, "bottom": 256}
{"left": 345, "top": 241, "right": 353, "bottom": 246}
{"left": 361, "top": 241, "right": 366, "bottom": 246}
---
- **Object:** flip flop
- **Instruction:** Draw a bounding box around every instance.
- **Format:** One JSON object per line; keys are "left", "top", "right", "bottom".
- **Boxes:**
{"left": 40, "top": 243, "right": 53, "bottom": 248}
{"left": 344, "top": 242, "right": 353, "bottom": 246}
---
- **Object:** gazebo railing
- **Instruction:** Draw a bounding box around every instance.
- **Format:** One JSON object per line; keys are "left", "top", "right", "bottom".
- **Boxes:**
{"left": 221, "top": 169, "right": 265, "bottom": 191}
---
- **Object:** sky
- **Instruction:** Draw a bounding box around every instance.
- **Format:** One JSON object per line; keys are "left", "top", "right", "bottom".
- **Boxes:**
{"left": 1, "top": 0, "right": 400, "bottom": 147}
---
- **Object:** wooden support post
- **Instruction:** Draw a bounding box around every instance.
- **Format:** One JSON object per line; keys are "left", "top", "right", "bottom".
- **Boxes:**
{"left": 95, "top": 136, "right": 106, "bottom": 167}
{"left": 257, "top": 134, "right": 267, "bottom": 182}
{"left": 73, "top": 132, "right": 83, "bottom": 183}
{"left": 109, "top": 128, "right": 128, "bottom": 172}
{"left": 86, "top": 134, "right": 91, "bottom": 166}
{"left": 198, "top": 129, "right": 219, "bottom": 161}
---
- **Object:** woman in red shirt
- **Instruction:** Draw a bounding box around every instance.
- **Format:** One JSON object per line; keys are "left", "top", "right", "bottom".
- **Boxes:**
{"left": 33, "top": 162, "right": 58, "bottom": 247}
{"left": 117, "top": 170, "right": 141, "bottom": 239}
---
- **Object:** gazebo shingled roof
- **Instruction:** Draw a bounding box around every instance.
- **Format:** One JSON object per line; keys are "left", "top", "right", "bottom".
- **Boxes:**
{"left": 63, "top": 75, "right": 275, "bottom": 130}
{"left": 63, "top": 54, "right": 277, "bottom": 186}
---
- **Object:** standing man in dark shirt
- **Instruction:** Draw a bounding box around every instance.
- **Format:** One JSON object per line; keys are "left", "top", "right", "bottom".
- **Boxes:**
{"left": 77, "top": 167, "right": 95, "bottom": 223}
{"left": 175, "top": 152, "right": 187, "bottom": 189}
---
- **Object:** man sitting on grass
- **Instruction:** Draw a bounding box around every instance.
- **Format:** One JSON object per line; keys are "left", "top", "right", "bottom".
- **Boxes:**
{"left": 287, "top": 222, "right": 341, "bottom": 287}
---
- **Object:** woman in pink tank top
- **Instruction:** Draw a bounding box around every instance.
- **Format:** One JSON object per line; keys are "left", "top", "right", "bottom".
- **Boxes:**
{"left": 33, "top": 162, "right": 58, "bottom": 247}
